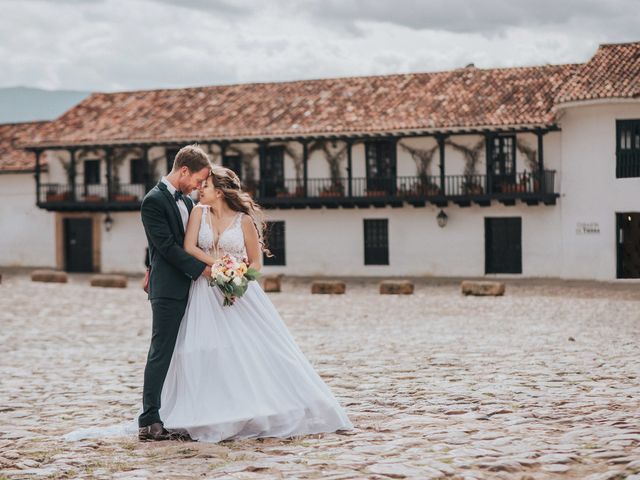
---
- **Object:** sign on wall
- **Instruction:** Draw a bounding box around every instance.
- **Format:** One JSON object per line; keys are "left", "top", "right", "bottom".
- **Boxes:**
{"left": 576, "top": 222, "right": 600, "bottom": 235}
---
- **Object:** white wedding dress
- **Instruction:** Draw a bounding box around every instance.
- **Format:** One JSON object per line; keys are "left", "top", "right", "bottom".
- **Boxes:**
{"left": 64, "top": 205, "right": 353, "bottom": 443}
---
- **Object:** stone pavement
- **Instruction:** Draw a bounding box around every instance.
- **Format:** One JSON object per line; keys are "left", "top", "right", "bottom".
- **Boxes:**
{"left": 1, "top": 271, "right": 639, "bottom": 479}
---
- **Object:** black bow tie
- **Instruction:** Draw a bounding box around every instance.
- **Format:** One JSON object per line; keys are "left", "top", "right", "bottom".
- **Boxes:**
{"left": 173, "top": 190, "right": 183, "bottom": 202}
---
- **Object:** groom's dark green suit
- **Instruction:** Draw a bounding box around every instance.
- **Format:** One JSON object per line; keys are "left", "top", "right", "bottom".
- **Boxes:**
{"left": 138, "top": 181, "right": 207, "bottom": 428}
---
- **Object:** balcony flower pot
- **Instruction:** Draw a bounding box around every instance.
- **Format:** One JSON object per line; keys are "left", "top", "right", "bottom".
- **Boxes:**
{"left": 114, "top": 193, "right": 138, "bottom": 202}
{"left": 366, "top": 190, "right": 387, "bottom": 197}
{"left": 319, "top": 190, "right": 342, "bottom": 198}
{"left": 463, "top": 183, "right": 483, "bottom": 195}
{"left": 424, "top": 184, "right": 441, "bottom": 196}
{"left": 84, "top": 194, "right": 104, "bottom": 203}
{"left": 46, "top": 192, "right": 71, "bottom": 202}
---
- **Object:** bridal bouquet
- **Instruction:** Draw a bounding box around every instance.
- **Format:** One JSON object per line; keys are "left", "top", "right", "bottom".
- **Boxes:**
{"left": 208, "top": 254, "right": 261, "bottom": 306}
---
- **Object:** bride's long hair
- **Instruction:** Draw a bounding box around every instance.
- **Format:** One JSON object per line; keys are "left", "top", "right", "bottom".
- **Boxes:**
{"left": 208, "top": 166, "right": 272, "bottom": 257}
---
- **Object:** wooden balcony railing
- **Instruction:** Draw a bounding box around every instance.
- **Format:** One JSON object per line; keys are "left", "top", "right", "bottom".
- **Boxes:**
{"left": 38, "top": 171, "right": 557, "bottom": 211}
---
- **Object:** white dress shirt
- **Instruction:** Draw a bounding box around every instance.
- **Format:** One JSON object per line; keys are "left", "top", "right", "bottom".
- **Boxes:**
{"left": 161, "top": 176, "right": 189, "bottom": 231}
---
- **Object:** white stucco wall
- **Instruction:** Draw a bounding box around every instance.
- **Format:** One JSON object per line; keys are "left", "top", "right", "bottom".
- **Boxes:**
{"left": 0, "top": 172, "right": 55, "bottom": 268}
{"left": 101, "top": 211, "right": 148, "bottom": 274}
{"left": 557, "top": 101, "right": 640, "bottom": 280}
{"left": 262, "top": 204, "right": 562, "bottom": 277}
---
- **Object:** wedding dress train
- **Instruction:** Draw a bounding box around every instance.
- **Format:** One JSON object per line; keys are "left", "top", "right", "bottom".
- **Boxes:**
{"left": 64, "top": 206, "right": 353, "bottom": 443}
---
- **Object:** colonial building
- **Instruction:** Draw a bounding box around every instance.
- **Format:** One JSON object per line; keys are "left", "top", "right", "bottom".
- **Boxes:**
{"left": 2, "top": 41, "right": 639, "bottom": 280}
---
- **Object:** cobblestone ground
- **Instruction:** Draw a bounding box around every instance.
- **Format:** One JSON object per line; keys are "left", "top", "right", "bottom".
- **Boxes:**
{"left": 1, "top": 272, "right": 640, "bottom": 479}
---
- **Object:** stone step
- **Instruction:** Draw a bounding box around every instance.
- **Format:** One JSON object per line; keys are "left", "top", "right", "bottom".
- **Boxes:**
{"left": 311, "top": 280, "right": 346, "bottom": 294}
{"left": 379, "top": 280, "right": 414, "bottom": 295}
{"left": 461, "top": 280, "right": 505, "bottom": 296}
{"left": 262, "top": 275, "right": 282, "bottom": 293}
{"left": 90, "top": 274, "right": 128, "bottom": 288}
{"left": 31, "top": 270, "right": 68, "bottom": 283}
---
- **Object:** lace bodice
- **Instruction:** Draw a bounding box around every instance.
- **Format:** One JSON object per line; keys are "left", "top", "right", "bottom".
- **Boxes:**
{"left": 196, "top": 205, "right": 247, "bottom": 261}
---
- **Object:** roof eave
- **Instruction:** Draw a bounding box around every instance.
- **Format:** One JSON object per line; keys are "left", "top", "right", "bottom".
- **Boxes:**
{"left": 21, "top": 122, "right": 560, "bottom": 149}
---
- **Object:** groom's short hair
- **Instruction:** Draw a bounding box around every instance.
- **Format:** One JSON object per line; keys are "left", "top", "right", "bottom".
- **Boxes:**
{"left": 172, "top": 144, "right": 211, "bottom": 172}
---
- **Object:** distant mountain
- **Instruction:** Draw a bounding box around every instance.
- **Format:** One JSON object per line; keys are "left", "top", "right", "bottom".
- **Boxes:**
{"left": 0, "top": 87, "right": 90, "bottom": 123}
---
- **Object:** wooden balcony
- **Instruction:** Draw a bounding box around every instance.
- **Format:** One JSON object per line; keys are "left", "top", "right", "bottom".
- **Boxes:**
{"left": 255, "top": 170, "right": 558, "bottom": 209}
{"left": 38, "top": 183, "right": 146, "bottom": 211}
{"left": 37, "top": 171, "right": 557, "bottom": 211}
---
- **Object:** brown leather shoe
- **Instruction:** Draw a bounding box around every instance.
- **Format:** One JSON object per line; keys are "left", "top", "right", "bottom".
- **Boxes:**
{"left": 138, "top": 422, "right": 173, "bottom": 441}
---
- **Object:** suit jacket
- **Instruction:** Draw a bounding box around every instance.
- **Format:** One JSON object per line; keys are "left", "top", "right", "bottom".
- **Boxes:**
{"left": 141, "top": 181, "right": 207, "bottom": 300}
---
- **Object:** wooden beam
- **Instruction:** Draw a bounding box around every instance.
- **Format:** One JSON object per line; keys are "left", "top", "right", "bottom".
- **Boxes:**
{"left": 105, "top": 147, "right": 113, "bottom": 202}
{"left": 536, "top": 129, "right": 545, "bottom": 193}
{"left": 258, "top": 141, "right": 267, "bottom": 198}
{"left": 485, "top": 133, "right": 494, "bottom": 194}
{"left": 437, "top": 134, "right": 446, "bottom": 195}
{"left": 347, "top": 139, "right": 353, "bottom": 197}
{"left": 69, "top": 148, "right": 77, "bottom": 202}
{"left": 301, "top": 140, "right": 308, "bottom": 197}
{"left": 144, "top": 145, "right": 153, "bottom": 193}
{"left": 34, "top": 150, "right": 42, "bottom": 205}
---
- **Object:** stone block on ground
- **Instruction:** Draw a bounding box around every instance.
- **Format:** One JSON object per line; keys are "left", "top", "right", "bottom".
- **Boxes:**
{"left": 379, "top": 280, "right": 414, "bottom": 295}
{"left": 262, "top": 275, "right": 282, "bottom": 293}
{"left": 31, "top": 270, "right": 68, "bottom": 283}
{"left": 311, "top": 280, "right": 346, "bottom": 294}
{"left": 461, "top": 280, "right": 505, "bottom": 296}
{"left": 90, "top": 274, "right": 128, "bottom": 288}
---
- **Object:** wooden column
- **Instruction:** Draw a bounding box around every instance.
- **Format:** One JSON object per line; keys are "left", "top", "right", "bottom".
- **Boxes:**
{"left": 437, "top": 135, "right": 446, "bottom": 195}
{"left": 391, "top": 136, "right": 398, "bottom": 195}
{"left": 34, "top": 150, "right": 42, "bottom": 205}
{"left": 105, "top": 147, "right": 113, "bottom": 202}
{"left": 69, "top": 148, "right": 77, "bottom": 202}
{"left": 537, "top": 129, "right": 545, "bottom": 193}
{"left": 143, "top": 145, "right": 153, "bottom": 193}
{"left": 220, "top": 141, "right": 227, "bottom": 166}
{"left": 301, "top": 140, "right": 309, "bottom": 197}
{"left": 346, "top": 139, "right": 353, "bottom": 197}
{"left": 258, "top": 141, "right": 267, "bottom": 198}
{"left": 485, "top": 133, "right": 493, "bottom": 194}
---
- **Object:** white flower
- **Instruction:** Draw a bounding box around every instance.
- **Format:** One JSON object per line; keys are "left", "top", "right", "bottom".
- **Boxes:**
{"left": 232, "top": 276, "right": 242, "bottom": 286}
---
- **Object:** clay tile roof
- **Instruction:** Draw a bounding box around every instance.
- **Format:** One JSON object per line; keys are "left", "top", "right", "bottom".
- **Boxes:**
{"left": 27, "top": 63, "right": 579, "bottom": 148}
{"left": 556, "top": 41, "right": 640, "bottom": 105}
{"left": 0, "top": 121, "right": 49, "bottom": 172}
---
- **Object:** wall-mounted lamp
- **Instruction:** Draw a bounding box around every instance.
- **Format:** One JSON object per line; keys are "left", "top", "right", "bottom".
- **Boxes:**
{"left": 436, "top": 209, "right": 448, "bottom": 228}
{"left": 104, "top": 212, "right": 114, "bottom": 232}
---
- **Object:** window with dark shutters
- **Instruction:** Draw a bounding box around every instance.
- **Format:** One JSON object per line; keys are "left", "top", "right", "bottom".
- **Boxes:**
{"left": 364, "top": 219, "right": 389, "bottom": 265}
{"left": 617, "top": 119, "right": 640, "bottom": 178}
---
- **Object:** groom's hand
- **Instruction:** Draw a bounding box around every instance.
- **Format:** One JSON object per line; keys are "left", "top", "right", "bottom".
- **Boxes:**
{"left": 202, "top": 265, "right": 213, "bottom": 280}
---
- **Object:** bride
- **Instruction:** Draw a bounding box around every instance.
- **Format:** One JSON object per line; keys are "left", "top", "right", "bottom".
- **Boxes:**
{"left": 65, "top": 166, "right": 353, "bottom": 443}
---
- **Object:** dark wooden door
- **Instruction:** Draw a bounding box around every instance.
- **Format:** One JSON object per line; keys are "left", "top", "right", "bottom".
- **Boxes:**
{"left": 617, "top": 212, "right": 640, "bottom": 278}
{"left": 485, "top": 217, "right": 522, "bottom": 274}
{"left": 64, "top": 218, "right": 93, "bottom": 272}
{"left": 262, "top": 146, "right": 284, "bottom": 197}
{"left": 263, "top": 221, "right": 285, "bottom": 266}
{"left": 365, "top": 141, "right": 396, "bottom": 194}
{"left": 488, "top": 135, "right": 516, "bottom": 191}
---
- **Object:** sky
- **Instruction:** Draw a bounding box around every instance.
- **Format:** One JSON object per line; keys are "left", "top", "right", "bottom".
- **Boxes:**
{"left": 1, "top": 0, "right": 639, "bottom": 92}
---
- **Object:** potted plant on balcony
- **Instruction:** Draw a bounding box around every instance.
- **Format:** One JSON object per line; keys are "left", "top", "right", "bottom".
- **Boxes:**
{"left": 462, "top": 180, "right": 483, "bottom": 195}
{"left": 275, "top": 186, "right": 290, "bottom": 198}
{"left": 365, "top": 188, "right": 388, "bottom": 197}
{"left": 46, "top": 188, "right": 71, "bottom": 202}
{"left": 319, "top": 182, "right": 344, "bottom": 197}
{"left": 84, "top": 194, "right": 104, "bottom": 203}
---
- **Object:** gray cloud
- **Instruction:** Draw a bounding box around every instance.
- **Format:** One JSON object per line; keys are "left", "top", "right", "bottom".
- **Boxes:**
{"left": 0, "top": 0, "right": 638, "bottom": 92}
{"left": 294, "top": 0, "right": 635, "bottom": 34}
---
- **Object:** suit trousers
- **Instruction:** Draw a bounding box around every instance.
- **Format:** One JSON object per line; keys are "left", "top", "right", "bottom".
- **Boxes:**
{"left": 138, "top": 296, "right": 188, "bottom": 427}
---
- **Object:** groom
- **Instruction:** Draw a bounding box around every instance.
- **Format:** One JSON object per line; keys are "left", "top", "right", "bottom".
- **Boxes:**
{"left": 138, "top": 144, "right": 212, "bottom": 441}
